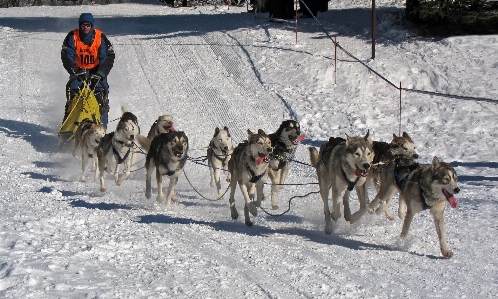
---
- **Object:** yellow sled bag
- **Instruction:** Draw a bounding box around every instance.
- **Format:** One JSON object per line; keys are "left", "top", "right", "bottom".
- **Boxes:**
{"left": 58, "top": 83, "right": 101, "bottom": 140}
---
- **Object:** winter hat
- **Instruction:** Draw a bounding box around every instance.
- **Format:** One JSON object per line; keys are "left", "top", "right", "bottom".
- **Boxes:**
{"left": 78, "top": 13, "right": 94, "bottom": 26}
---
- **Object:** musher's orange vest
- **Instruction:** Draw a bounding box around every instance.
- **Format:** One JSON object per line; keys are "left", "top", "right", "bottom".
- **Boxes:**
{"left": 73, "top": 29, "right": 102, "bottom": 69}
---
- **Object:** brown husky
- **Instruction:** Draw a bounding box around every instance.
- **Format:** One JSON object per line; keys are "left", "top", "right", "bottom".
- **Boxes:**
{"left": 309, "top": 131, "right": 374, "bottom": 234}
{"left": 227, "top": 129, "right": 273, "bottom": 226}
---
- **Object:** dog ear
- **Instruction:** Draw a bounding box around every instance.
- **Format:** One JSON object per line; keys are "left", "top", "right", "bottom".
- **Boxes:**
{"left": 224, "top": 126, "right": 231, "bottom": 137}
{"left": 402, "top": 131, "right": 413, "bottom": 142}
{"left": 432, "top": 156, "right": 441, "bottom": 171}
{"left": 364, "top": 130, "right": 373, "bottom": 145}
{"left": 345, "top": 133, "right": 351, "bottom": 146}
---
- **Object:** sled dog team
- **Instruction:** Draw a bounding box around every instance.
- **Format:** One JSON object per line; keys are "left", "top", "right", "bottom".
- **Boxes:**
{"left": 71, "top": 107, "right": 460, "bottom": 258}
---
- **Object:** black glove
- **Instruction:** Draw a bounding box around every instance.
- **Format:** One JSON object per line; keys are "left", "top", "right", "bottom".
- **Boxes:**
{"left": 73, "top": 68, "right": 88, "bottom": 81}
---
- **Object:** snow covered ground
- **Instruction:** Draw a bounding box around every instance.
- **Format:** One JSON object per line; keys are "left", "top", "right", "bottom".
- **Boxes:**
{"left": 0, "top": 1, "right": 497, "bottom": 298}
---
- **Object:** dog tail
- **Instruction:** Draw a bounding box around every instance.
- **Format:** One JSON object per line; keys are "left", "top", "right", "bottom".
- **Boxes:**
{"left": 308, "top": 146, "right": 319, "bottom": 168}
{"left": 136, "top": 134, "right": 151, "bottom": 152}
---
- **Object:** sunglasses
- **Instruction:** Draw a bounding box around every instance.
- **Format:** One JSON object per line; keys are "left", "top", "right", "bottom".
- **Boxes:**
{"left": 80, "top": 23, "right": 91, "bottom": 28}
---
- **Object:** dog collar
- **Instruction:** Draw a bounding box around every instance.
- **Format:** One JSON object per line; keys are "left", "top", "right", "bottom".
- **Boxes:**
{"left": 341, "top": 167, "right": 360, "bottom": 191}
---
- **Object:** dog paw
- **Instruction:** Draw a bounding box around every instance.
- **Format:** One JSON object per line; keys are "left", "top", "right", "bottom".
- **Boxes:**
{"left": 441, "top": 249, "right": 453, "bottom": 259}
{"left": 230, "top": 208, "right": 239, "bottom": 220}
{"left": 324, "top": 223, "right": 333, "bottom": 235}
{"left": 385, "top": 211, "right": 395, "bottom": 221}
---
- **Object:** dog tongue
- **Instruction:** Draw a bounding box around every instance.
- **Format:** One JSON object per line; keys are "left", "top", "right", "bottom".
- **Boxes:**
{"left": 448, "top": 196, "right": 457, "bottom": 208}
{"left": 355, "top": 167, "right": 367, "bottom": 177}
{"left": 296, "top": 134, "right": 306, "bottom": 141}
{"left": 443, "top": 189, "right": 457, "bottom": 208}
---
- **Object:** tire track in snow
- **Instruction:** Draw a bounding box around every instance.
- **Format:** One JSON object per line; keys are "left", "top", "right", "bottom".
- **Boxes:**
{"left": 134, "top": 32, "right": 292, "bottom": 144}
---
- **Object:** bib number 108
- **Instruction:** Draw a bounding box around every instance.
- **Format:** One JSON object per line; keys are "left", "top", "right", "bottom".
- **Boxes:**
{"left": 79, "top": 54, "right": 95, "bottom": 65}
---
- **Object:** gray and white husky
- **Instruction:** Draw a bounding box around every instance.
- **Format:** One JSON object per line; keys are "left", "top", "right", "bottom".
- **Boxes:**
{"left": 206, "top": 126, "right": 234, "bottom": 197}
{"left": 268, "top": 120, "right": 305, "bottom": 210}
{"left": 309, "top": 131, "right": 374, "bottom": 234}
{"left": 227, "top": 129, "right": 273, "bottom": 226}
{"left": 72, "top": 119, "right": 106, "bottom": 182}
{"left": 368, "top": 132, "right": 419, "bottom": 220}
{"left": 96, "top": 108, "right": 139, "bottom": 192}
{"left": 145, "top": 131, "right": 189, "bottom": 209}
{"left": 396, "top": 156, "right": 459, "bottom": 258}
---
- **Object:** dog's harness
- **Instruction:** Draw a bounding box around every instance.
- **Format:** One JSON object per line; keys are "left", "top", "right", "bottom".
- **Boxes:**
{"left": 163, "top": 154, "right": 188, "bottom": 177}
{"left": 419, "top": 188, "right": 431, "bottom": 210}
{"left": 246, "top": 162, "right": 267, "bottom": 183}
{"left": 112, "top": 145, "right": 131, "bottom": 165}
{"left": 209, "top": 141, "right": 231, "bottom": 167}
{"left": 341, "top": 167, "right": 361, "bottom": 191}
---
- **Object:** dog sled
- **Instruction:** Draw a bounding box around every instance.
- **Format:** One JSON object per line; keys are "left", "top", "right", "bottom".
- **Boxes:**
{"left": 58, "top": 72, "right": 103, "bottom": 151}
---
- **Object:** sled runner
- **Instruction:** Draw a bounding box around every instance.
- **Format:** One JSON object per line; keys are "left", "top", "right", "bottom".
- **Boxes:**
{"left": 58, "top": 73, "right": 103, "bottom": 151}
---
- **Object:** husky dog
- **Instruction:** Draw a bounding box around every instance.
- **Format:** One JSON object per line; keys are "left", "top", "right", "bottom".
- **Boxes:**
{"left": 397, "top": 156, "right": 459, "bottom": 258}
{"left": 309, "top": 131, "right": 374, "bottom": 234}
{"left": 228, "top": 129, "right": 273, "bottom": 226}
{"left": 267, "top": 120, "right": 305, "bottom": 210}
{"left": 72, "top": 119, "right": 106, "bottom": 182}
{"left": 368, "top": 132, "right": 419, "bottom": 220}
{"left": 96, "top": 109, "right": 139, "bottom": 192}
{"left": 145, "top": 131, "right": 189, "bottom": 209}
{"left": 136, "top": 115, "right": 175, "bottom": 153}
{"left": 206, "top": 126, "right": 234, "bottom": 197}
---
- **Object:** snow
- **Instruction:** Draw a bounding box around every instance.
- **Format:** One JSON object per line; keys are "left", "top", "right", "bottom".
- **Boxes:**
{"left": 0, "top": 1, "right": 497, "bottom": 298}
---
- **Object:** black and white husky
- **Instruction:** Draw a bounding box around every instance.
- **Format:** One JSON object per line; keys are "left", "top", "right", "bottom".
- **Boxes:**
{"left": 145, "top": 131, "right": 189, "bottom": 209}
{"left": 267, "top": 120, "right": 305, "bottom": 210}
{"left": 96, "top": 108, "right": 139, "bottom": 192}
